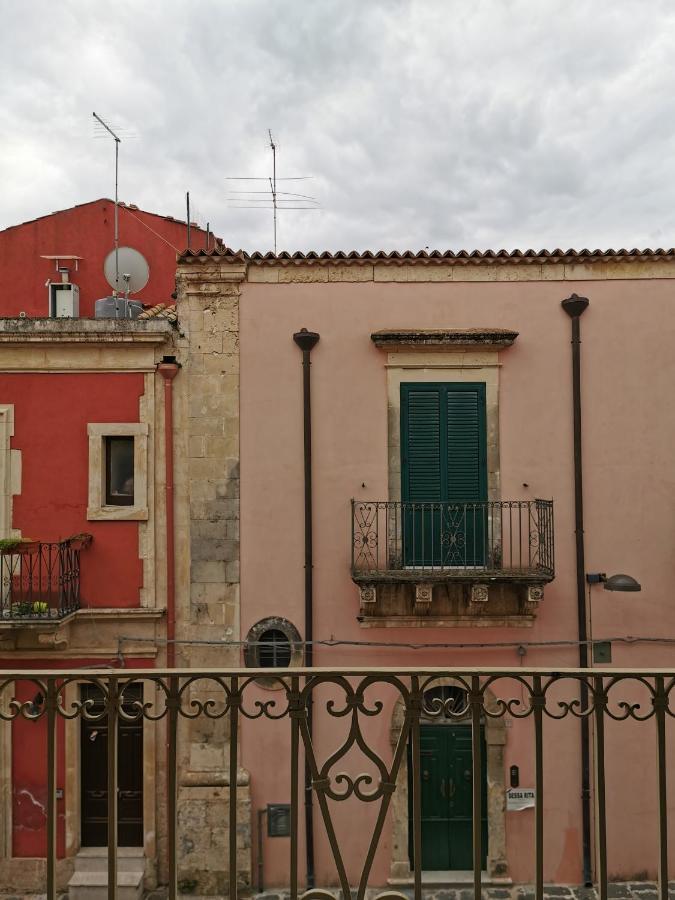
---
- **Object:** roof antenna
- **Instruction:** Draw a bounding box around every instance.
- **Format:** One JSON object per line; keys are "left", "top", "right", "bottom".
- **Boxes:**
{"left": 93, "top": 112, "right": 121, "bottom": 293}
{"left": 269, "top": 130, "right": 277, "bottom": 254}
{"left": 226, "top": 131, "right": 319, "bottom": 253}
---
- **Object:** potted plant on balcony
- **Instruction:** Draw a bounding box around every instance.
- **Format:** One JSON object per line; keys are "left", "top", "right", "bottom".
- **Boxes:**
{"left": 0, "top": 538, "right": 39, "bottom": 555}
{"left": 10, "top": 601, "right": 32, "bottom": 617}
{"left": 65, "top": 533, "right": 93, "bottom": 551}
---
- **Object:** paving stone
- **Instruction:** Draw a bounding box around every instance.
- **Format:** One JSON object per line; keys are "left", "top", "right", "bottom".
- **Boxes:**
{"left": 543, "top": 889, "right": 574, "bottom": 897}
{"left": 608, "top": 887, "right": 633, "bottom": 899}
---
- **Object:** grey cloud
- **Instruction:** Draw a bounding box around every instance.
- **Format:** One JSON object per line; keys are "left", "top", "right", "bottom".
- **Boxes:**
{"left": 2, "top": 0, "right": 675, "bottom": 252}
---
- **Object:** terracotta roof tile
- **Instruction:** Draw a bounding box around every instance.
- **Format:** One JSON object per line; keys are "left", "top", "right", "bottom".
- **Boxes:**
{"left": 138, "top": 303, "right": 177, "bottom": 323}
{"left": 179, "top": 246, "right": 675, "bottom": 266}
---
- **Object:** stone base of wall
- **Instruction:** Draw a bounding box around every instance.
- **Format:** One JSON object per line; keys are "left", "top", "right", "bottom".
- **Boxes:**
{"left": 0, "top": 856, "right": 72, "bottom": 893}
{"left": 177, "top": 782, "right": 251, "bottom": 896}
{"left": 252, "top": 884, "right": 674, "bottom": 900}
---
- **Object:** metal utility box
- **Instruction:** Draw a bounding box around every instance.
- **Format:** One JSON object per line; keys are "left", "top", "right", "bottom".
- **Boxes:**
{"left": 49, "top": 283, "right": 79, "bottom": 318}
{"left": 267, "top": 804, "right": 291, "bottom": 837}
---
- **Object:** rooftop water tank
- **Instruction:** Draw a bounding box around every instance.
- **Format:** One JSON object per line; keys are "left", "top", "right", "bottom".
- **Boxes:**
{"left": 94, "top": 297, "right": 143, "bottom": 319}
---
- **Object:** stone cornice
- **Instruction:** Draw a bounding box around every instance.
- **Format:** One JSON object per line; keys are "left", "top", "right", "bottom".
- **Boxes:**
{"left": 0, "top": 318, "right": 174, "bottom": 345}
{"left": 371, "top": 328, "right": 518, "bottom": 350}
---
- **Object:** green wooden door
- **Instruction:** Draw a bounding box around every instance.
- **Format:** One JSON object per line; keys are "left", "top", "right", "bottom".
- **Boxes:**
{"left": 401, "top": 383, "right": 487, "bottom": 567}
{"left": 409, "top": 725, "right": 488, "bottom": 871}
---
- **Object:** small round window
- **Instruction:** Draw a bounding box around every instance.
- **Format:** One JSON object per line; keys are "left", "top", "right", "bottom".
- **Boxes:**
{"left": 244, "top": 617, "right": 302, "bottom": 676}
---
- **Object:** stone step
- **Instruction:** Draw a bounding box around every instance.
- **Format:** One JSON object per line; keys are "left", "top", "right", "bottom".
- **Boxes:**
{"left": 74, "top": 846, "right": 145, "bottom": 873}
{"left": 68, "top": 868, "right": 143, "bottom": 900}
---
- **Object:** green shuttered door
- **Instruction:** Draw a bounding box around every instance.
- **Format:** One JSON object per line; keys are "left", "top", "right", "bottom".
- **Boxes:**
{"left": 408, "top": 725, "right": 488, "bottom": 871}
{"left": 401, "top": 383, "right": 487, "bottom": 566}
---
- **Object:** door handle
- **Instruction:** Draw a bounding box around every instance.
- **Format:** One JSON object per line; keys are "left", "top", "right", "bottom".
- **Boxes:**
{"left": 448, "top": 777, "right": 456, "bottom": 798}
{"left": 90, "top": 790, "right": 106, "bottom": 800}
{"left": 440, "top": 778, "right": 446, "bottom": 798}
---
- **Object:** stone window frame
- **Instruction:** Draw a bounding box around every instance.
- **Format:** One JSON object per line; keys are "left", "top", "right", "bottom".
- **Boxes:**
{"left": 87, "top": 423, "right": 149, "bottom": 521}
{"left": 244, "top": 617, "right": 303, "bottom": 690}
{"left": 0, "top": 405, "right": 20, "bottom": 540}
{"left": 385, "top": 350, "right": 501, "bottom": 505}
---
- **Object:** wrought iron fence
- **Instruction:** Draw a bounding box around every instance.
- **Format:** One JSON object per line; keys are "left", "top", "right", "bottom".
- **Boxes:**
{"left": 0, "top": 535, "right": 91, "bottom": 619}
{"left": 0, "top": 666, "right": 672, "bottom": 900}
{"left": 351, "top": 500, "right": 554, "bottom": 577}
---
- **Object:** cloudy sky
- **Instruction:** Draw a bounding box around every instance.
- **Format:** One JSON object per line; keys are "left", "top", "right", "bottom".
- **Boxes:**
{"left": 2, "top": 0, "right": 675, "bottom": 252}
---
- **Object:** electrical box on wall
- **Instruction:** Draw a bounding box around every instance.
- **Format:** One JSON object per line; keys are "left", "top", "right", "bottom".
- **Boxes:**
{"left": 267, "top": 804, "right": 291, "bottom": 837}
{"left": 49, "top": 282, "right": 79, "bottom": 317}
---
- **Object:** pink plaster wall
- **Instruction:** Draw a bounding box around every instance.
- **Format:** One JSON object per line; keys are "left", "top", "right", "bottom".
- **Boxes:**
{"left": 238, "top": 276, "right": 675, "bottom": 886}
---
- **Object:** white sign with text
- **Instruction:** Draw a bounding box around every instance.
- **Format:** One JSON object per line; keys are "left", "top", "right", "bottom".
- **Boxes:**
{"left": 506, "top": 788, "right": 536, "bottom": 811}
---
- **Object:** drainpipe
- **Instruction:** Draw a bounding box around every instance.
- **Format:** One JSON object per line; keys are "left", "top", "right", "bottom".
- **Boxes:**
{"left": 561, "top": 293, "right": 592, "bottom": 887}
{"left": 293, "top": 327, "right": 320, "bottom": 891}
{"left": 158, "top": 358, "right": 180, "bottom": 668}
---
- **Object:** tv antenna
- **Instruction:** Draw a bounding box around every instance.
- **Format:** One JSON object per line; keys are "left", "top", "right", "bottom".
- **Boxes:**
{"left": 93, "top": 111, "right": 124, "bottom": 291}
{"left": 226, "top": 130, "right": 319, "bottom": 253}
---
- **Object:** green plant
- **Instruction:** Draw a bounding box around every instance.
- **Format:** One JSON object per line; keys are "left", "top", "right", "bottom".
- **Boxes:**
{"left": 11, "top": 602, "right": 32, "bottom": 617}
{"left": 0, "top": 539, "right": 21, "bottom": 554}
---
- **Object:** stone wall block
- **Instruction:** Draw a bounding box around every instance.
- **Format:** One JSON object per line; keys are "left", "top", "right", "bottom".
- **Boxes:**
{"left": 278, "top": 265, "right": 329, "bottom": 283}
{"left": 190, "top": 560, "right": 227, "bottom": 583}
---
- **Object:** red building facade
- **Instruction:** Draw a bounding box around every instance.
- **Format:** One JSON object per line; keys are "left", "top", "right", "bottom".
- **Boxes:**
{"left": 0, "top": 200, "right": 210, "bottom": 892}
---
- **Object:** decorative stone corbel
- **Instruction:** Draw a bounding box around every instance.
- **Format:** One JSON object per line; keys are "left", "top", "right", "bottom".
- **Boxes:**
{"left": 36, "top": 630, "right": 69, "bottom": 650}
{"left": 527, "top": 584, "right": 545, "bottom": 604}
{"left": 470, "top": 583, "right": 490, "bottom": 603}
{"left": 358, "top": 584, "right": 377, "bottom": 613}
{"left": 414, "top": 583, "right": 433, "bottom": 615}
{"left": 524, "top": 584, "right": 545, "bottom": 614}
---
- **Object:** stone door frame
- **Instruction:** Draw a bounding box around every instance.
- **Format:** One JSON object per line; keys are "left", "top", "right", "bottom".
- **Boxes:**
{"left": 389, "top": 679, "right": 507, "bottom": 880}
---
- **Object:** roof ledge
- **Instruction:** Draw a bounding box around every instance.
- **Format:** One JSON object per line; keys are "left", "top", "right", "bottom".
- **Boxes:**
{"left": 0, "top": 317, "right": 175, "bottom": 345}
{"left": 371, "top": 328, "right": 518, "bottom": 350}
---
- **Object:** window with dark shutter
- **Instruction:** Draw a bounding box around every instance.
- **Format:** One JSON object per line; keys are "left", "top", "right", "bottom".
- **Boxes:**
{"left": 401, "top": 383, "right": 487, "bottom": 566}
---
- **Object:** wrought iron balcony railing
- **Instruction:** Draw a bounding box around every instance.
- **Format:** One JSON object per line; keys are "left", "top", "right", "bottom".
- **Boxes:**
{"left": 0, "top": 534, "right": 91, "bottom": 620}
{"left": 0, "top": 666, "right": 672, "bottom": 900}
{"left": 351, "top": 499, "right": 554, "bottom": 579}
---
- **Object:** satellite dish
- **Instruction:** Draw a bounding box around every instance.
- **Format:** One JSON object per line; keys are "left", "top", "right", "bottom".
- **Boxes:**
{"left": 104, "top": 246, "right": 150, "bottom": 295}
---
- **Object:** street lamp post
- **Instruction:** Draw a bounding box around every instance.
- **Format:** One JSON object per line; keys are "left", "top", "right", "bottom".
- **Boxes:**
{"left": 585, "top": 572, "right": 642, "bottom": 662}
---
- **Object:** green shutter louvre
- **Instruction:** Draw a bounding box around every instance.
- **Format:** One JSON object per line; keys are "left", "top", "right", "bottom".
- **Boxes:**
{"left": 446, "top": 389, "right": 485, "bottom": 501}
{"left": 402, "top": 383, "right": 486, "bottom": 503}
{"left": 404, "top": 388, "right": 442, "bottom": 501}
{"left": 401, "top": 383, "right": 487, "bottom": 567}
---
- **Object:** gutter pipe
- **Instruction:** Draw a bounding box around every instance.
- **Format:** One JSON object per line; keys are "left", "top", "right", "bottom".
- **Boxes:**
{"left": 561, "top": 293, "right": 592, "bottom": 887}
{"left": 293, "top": 327, "right": 320, "bottom": 891}
{"left": 158, "top": 358, "right": 180, "bottom": 668}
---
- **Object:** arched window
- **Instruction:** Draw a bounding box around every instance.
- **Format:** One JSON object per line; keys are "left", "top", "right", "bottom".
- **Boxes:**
{"left": 423, "top": 684, "right": 469, "bottom": 717}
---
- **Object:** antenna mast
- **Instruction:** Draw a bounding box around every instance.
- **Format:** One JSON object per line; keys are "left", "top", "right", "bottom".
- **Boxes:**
{"left": 269, "top": 130, "right": 277, "bottom": 253}
{"left": 226, "top": 131, "right": 318, "bottom": 252}
{"left": 93, "top": 111, "right": 121, "bottom": 293}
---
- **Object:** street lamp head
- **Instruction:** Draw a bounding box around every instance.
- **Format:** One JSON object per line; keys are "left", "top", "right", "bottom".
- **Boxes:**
{"left": 603, "top": 573, "right": 641, "bottom": 592}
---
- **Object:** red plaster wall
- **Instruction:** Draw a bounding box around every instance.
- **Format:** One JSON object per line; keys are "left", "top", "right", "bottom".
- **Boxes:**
{"left": 0, "top": 199, "right": 214, "bottom": 317}
{"left": 0, "top": 372, "right": 145, "bottom": 607}
{"left": 7, "top": 658, "right": 155, "bottom": 858}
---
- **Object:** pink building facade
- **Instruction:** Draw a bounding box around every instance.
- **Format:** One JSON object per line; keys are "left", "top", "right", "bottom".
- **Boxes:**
{"left": 174, "top": 247, "right": 675, "bottom": 890}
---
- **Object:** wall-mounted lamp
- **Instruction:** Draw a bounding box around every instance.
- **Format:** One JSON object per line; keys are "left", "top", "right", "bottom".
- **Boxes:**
{"left": 586, "top": 573, "right": 642, "bottom": 592}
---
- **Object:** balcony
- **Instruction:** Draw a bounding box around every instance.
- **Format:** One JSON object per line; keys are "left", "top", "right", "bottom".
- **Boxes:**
{"left": 0, "top": 534, "right": 92, "bottom": 623}
{"left": 351, "top": 500, "right": 554, "bottom": 624}
{"left": 0, "top": 665, "right": 671, "bottom": 897}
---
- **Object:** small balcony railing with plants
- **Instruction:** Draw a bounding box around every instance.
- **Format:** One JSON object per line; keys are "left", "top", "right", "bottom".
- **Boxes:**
{"left": 0, "top": 534, "right": 92, "bottom": 620}
{"left": 351, "top": 499, "right": 554, "bottom": 580}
